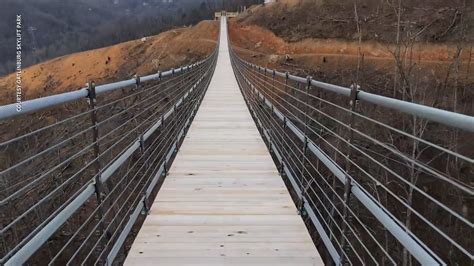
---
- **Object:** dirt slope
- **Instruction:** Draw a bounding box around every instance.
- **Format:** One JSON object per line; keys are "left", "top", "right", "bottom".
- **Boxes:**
{"left": 0, "top": 20, "right": 218, "bottom": 105}
{"left": 229, "top": 20, "right": 473, "bottom": 96}
{"left": 229, "top": 1, "right": 473, "bottom": 93}
{"left": 230, "top": 22, "right": 472, "bottom": 62}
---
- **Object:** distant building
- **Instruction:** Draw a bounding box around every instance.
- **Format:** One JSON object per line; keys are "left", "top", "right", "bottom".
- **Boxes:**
{"left": 215, "top": 11, "right": 238, "bottom": 20}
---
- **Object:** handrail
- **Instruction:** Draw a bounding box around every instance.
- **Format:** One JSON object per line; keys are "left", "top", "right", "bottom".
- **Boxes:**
{"left": 243, "top": 62, "right": 474, "bottom": 132}
{"left": 0, "top": 55, "right": 213, "bottom": 121}
{"left": 229, "top": 31, "right": 471, "bottom": 264}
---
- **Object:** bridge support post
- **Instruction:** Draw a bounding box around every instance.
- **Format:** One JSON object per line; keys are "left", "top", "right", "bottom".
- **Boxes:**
{"left": 279, "top": 115, "right": 288, "bottom": 175}
{"left": 86, "top": 80, "right": 108, "bottom": 263}
{"left": 173, "top": 104, "right": 179, "bottom": 152}
{"left": 280, "top": 68, "right": 291, "bottom": 168}
{"left": 297, "top": 136, "right": 309, "bottom": 217}
{"left": 132, "top": 74, "right": 152, "bottom": 216}
{"left": 87, "top": 81, "right": 104, "bottom": 202}
{"left": 138, "top": 134, "right": 150, "bottom": 215}
{"left": 338, "top": 83, "right": 360, "bottom": 264}
{"left": 297, "top": 76, "right": 312, "bottom": 217}
{"left": 284, "top": 72, "right": 289, "bottom": 98}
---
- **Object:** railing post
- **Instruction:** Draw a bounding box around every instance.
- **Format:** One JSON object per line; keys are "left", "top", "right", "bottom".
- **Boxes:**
{"left": 339, "top": 83, "right": 360, "bottom": 264}
{"left": 281, "top": 72, "right": 290, "bottom": 170}
{"left": 297, "top": 135, "right": 309, "bottom": 217}
{"left": 268, "top": 104, "right": 275, "bottom": 155}
{"left": 134, "top": 73, "right": 153, "bottom": 216}
{"left": 272, "top": 70, "right": 276, "bottom": 88}
{"left": 163, "top": 162, "right": 168, "bottom": 177}
{"left": 86, "top": 81, "right": 104, "bottom": 204}
{"left": 284, "top": 72, "right": 289, "bottom": 96}
{"left": 86, "top": 81, "right": 108, "bottom": 262}
{"left": 139, "top": 134, "right": 150, "bottom": 216}
{"left": 297, "top": 76, "right": 312, "bottom": 217}
{"left": 280, "top": 115, "right": 288, "bottom": 173}
{"left": 174, "top": 104, "right": 179, "bottom": 152}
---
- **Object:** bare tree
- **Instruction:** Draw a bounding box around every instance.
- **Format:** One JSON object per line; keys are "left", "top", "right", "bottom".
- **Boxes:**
{"left": 387, "top": 0, "right": 402, "bottom": 97}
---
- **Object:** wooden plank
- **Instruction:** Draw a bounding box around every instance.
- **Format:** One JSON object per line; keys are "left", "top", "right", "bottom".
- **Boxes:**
{"left": 125, "top": 16, "right": 322, "bottom": 265}
{"left": 134, "top": 225, "right": 312, "bottom": 240}
{"left": 151, "top": 203, "right": 296, "bottom": 215}
{"left": 126, "top": 257, "right": 323, "bottom": 266}
{"left": 127, "top": 243, "right": 319, "bottom": 258}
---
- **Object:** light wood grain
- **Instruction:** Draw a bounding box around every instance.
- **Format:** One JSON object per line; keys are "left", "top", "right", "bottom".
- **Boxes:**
{"left": 125, "top": 17, "right": 322, "bottom": 266}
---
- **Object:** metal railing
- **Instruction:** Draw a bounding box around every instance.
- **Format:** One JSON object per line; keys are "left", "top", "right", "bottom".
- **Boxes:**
{"left": 230, "top": 44, "right": 473, "bottom": 265}
{"left": 0, "top": 42, "right": 218, "bottom": 264}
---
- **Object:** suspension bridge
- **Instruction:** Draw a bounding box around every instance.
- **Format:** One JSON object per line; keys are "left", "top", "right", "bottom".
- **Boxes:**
{"left": 0, "top": 15, "right": 472, "bottom": 265}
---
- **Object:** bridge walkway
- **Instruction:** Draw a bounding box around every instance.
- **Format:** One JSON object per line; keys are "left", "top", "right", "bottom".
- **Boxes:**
{"left": 125, "top": 16, "right": 322, "bottom": 265}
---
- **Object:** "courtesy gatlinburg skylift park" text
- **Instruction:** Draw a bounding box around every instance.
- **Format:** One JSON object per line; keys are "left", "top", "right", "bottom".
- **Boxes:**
{"left": 16, "top": 14, "right": 22, "bottom": 112}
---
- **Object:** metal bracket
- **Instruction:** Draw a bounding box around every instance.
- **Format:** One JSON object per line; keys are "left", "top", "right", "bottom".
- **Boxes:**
{"left": 302, "top": 136, "right": 308, "bottom": 154}
{"left": 163, "top": 162, "right": 168, "bottom": 176}
{"left": 86, "top": 81, "right": 97, "bottom": 105}
{"left": 298, "top": 196, "right": 307, "bottom": 217}
{"left": 306, "top": 76, "right": 312, "bottom": 87}
{"left": 299, "top": 179, "right": 314, "bottom": 217}
{"left": 279, "top": 161, "right": 285, "bottom": 175}
{"left": 349, "top": 83, "right": 360, "bottom": 110}
{"left": 139, "top": 134, "right": 145, "bottom": 153}
{"left": 142, "top": 195, "right": 150, "bottom": 215}
{"left": 134, "top": 74, "right": 141, "bottom": 88}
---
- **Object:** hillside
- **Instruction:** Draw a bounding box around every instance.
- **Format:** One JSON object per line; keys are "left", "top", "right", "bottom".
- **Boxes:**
{"left": 230, "top": 1, "right": 473, "bottom": 116}
{"left": 0, "top": 0, "right": 259, "bottom": 75}
{"left": 237, "top": 0, "right": 473, "bottom": 43}
{"left": 230, "top": 22, "right": 472, "bottom": 63}
{"left": 0, "top": 20, "right": 218, "bottom": 105}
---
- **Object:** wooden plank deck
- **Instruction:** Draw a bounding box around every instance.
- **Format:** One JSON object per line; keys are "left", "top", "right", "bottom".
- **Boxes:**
{"left": 125, "top": 16, "right": 322, "bottom": 266}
